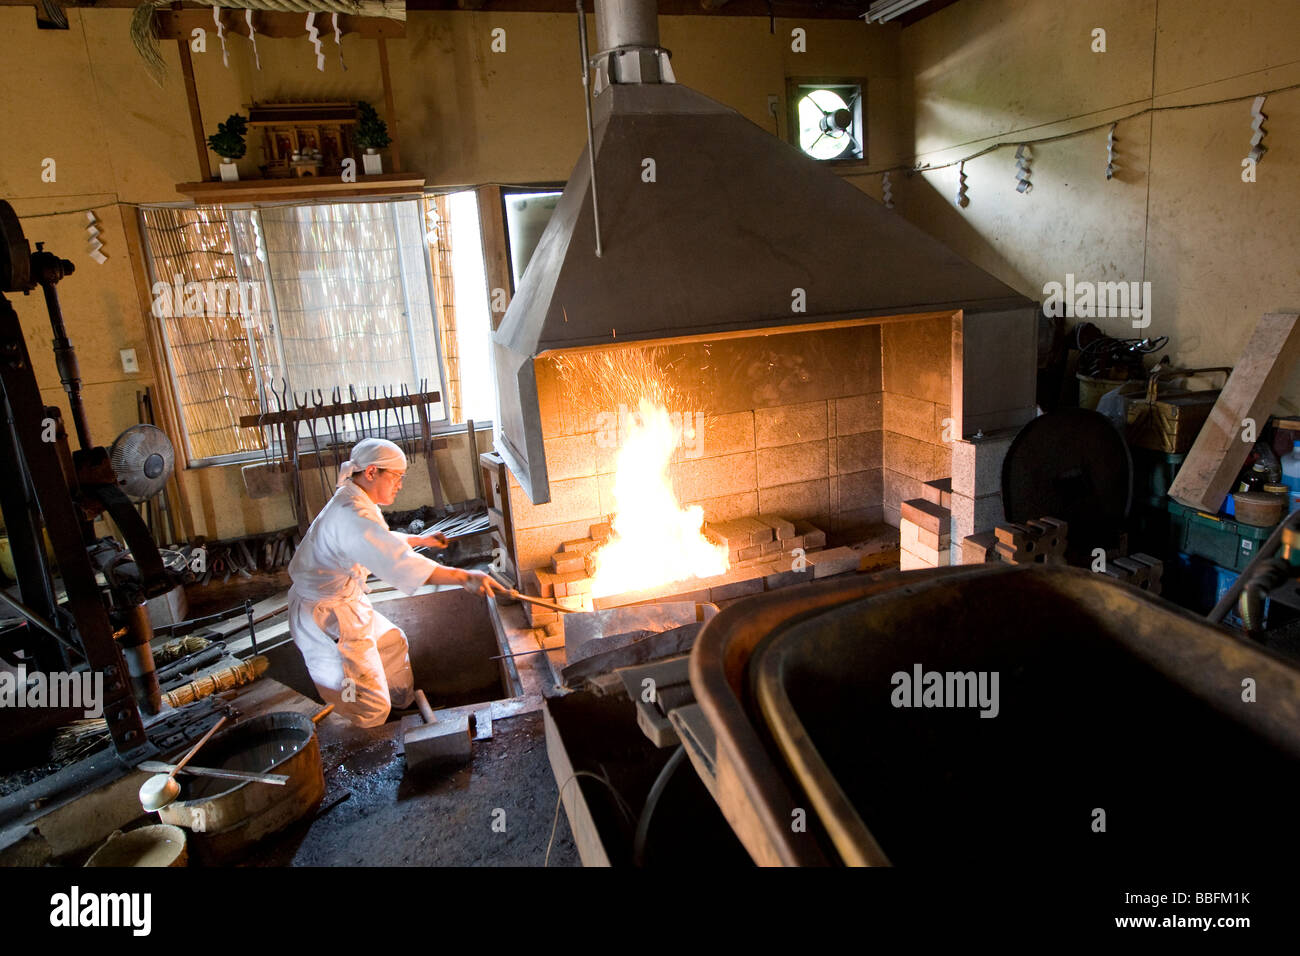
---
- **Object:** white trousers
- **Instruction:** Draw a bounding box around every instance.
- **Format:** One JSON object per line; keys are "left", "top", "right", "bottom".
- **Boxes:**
{"left": 289, "top": 595, "right": 416, "bottom": 728}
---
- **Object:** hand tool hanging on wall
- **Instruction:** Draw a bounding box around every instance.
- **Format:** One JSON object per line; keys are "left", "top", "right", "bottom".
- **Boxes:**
{"left": 298, "top": 389, "right": 331, "bottom": 505}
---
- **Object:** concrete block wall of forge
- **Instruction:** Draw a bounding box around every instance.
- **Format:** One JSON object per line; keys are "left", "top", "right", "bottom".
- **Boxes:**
{"left": 499, "top": 308, "right": 1039, "bottom": 572}
{"left": 506, "top": 324, "right": 886, "bottom": 571}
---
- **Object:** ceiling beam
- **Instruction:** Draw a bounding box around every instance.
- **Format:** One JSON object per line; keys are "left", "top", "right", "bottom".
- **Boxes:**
{"left": 153, "top": 9, "right": 406, "bottom": 40}
{"left": 0, "top": 0, "right": 873, "bottom": 20}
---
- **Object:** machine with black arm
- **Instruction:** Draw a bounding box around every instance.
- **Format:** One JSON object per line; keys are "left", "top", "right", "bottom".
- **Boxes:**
{"left": 0, "top": 199, "right": 178, "bottom": 763}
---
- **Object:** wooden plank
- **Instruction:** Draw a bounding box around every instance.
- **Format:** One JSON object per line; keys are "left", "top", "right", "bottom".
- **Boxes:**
{"left": 154, "top": 10, "right": 406, "bottom": 40}
{"left": 476, "top": 186, "right": 512, "bottom": 330}
{"left": 543, "top": 703, "right": 611, "bottom": 867}
{"left": 377, "top": 38, "right": 403, "bottom": 172}
{"left": 1169, "top": 312, "right": 1300, "bottom": 513}
{"left": 175, "top": 173, "right": 426, "bottom": 205}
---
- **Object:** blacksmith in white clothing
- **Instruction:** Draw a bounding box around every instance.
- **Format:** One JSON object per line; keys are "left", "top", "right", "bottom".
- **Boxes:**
{"left": 287, "top": 437, "right": 502, "bottom": 727}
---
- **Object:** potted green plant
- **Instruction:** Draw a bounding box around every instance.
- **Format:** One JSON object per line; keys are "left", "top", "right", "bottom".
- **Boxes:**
{"left": 355, "top": 101, "right": 391, "bottom": 175}
{"left": 208, "top": 113, "right": 248, "bottom": 182}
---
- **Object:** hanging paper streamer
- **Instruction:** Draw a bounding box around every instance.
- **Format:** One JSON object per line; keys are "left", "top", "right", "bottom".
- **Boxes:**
{"left": 1014, "top": 144, "right": 1033, "bottom": 193}
{"left": 332, "top": 13, "right": 346, "bottom": 72}
{"left": 955, "top": 161, "right": 969, "bottom": 208}
{"left": 213, "top": 7, "right": 229, "bottom": 68}
{"left": 1105, "top": 123, "right": 1117, "bottom": 180}
{"left": 251, "top": 211, "right": 267, "bottom": 263}
{"left": 1248, "top": 95, "right": 1268, "bottom": 163}
{"left": 425, "top": 203, "right": 441, "bottom": 245}
{"left": 247, "top": 10, "right": 261, "bottom": 71}
{"left": 881, "top": 171, "right": 894, "bottom": 209}
{"left": 305, "top": 12, "right": 325, "bottom": 71}
{"left": 86, "top": 210, "right": 107, "bottom": 264}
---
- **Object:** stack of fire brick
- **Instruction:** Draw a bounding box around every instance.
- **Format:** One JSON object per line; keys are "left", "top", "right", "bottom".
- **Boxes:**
{"left": 899, "top": 478, "right": 953, "bottom": 569}
{"left": 960, "top": 517, "right": 1162, "bottom": 594}
{"left": 517, "top": 514, "right": 860, "bottom": 632}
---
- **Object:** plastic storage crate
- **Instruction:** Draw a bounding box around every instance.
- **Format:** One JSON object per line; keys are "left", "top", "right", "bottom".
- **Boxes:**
{"left": 1167, "top": 500, "right": 1274, "bottom": 572}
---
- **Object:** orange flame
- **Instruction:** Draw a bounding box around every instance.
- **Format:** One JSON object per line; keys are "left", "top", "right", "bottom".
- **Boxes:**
{"left": 589, "top": 399, "right": 729, "bottom": 598}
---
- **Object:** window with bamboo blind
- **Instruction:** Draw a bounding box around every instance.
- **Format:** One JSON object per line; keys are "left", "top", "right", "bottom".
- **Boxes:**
{"left": 138, "top": 195, "right": 496, "bottom": 464}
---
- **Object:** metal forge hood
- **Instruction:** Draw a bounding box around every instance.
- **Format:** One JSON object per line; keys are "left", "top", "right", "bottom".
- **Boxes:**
{"left": 493, "top": 81, "right": 1031, "bottom": 504}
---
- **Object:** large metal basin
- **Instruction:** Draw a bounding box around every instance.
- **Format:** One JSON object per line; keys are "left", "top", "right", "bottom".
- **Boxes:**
{"left": 693, "top": 564, "right": 1300, "bottom": 866}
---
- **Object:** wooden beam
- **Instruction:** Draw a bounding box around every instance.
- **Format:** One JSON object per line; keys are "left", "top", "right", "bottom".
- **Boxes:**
{"left": 475, "top": 186, "right": 511, "bottom": 331}
{"left": 0, "top": 0, "right": 869, "bottom": 19}
{"left": 1169, "top": 312, "right": 1300, "bottom": 514}
{"left": 153, "top": 9, "right": 406, "bottom": 40}
{"left": 175, "top": 172, "right": 426, "bottom": 204}
{"left": 377, "top": 37, "right": 402, "bottom": 173}
{"left": 175, "top": 29, "right": 210, "bottom": 181}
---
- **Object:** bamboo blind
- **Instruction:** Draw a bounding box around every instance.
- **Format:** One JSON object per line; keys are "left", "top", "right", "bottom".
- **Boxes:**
{"left": 140, "top": 199, "right": 446, "bottom": 461}
{"left": 427, "top": 193, "right": 463, "bottom": 423}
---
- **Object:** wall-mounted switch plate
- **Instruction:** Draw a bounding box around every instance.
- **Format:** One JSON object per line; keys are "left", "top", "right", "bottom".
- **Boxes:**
{"left": 121, "top": 348, "right": 139, "bottom": 374}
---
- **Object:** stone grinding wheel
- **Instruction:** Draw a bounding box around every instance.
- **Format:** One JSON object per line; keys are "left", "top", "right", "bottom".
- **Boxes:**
{"left": 1001, "top": 408, "right": 1133, "bottom": 552}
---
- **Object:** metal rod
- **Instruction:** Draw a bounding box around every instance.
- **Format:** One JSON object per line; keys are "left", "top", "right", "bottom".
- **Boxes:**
{"left": 0, "top": 589, "right": 78, "bottom": 652}
{"left": 577, "top": 1, "right": 603, "bottom": 258}
{"left": 1208, "top": 510, "right": 1300, "bottom": 623}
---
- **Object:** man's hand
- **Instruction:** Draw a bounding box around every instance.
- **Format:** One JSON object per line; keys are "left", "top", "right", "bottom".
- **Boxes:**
{"left": 410, "top": 532, "right": 450, "bottom": 550}
{"left": 460, "top": 570, "right": 504, "bottom": 597}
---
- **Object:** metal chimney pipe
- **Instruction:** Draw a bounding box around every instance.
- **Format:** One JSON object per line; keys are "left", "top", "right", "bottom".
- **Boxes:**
{"left": 595, "top": 0, "right": 660, "bottom": 51}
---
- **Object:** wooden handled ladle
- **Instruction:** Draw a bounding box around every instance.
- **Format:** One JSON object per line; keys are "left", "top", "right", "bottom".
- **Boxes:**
{"left": 138, "top": 715, "right": 228, "bottom": 812}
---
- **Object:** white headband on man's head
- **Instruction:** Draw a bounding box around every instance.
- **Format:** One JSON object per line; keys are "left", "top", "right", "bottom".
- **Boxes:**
{"left": 337, "top": 438, "right": 408, "bottom": 487}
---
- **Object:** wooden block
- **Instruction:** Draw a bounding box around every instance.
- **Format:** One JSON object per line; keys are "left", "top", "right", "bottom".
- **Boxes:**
{"left": 1169, "top": 312, "right": 1300, "bottom": 513}
{"left": 754, "top": 514, "right": 796, "bottom": 540}
{"left": 807, "top": 546, "right": 861, "bottom": 579}
{"left": 552, "top": 552, "right": 585, "bottom": 574}
{"left": 900, "top": 498, "right": 951, "bottom": 536}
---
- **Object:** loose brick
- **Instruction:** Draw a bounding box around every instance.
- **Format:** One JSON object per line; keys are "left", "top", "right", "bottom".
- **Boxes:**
{"left": 556, "top": 594, "right": 588, "bottom": 611}
{"left": 899, "top": 549, "right": 930, "bottom": 571}
{"left": 807, "top": 546, "right": 861, "bottom": 579}
{"left": 561, "top": 538, "right": 599, "bottom": 555}
{"left": 589, "top": 522, "right": 611, "bottom": 541}
{"left": 552, "top": 551, "right": 586, "bottom": 574}
{"left": 554, "top": 571, "right": 592, "bottom": 597}
{"left": 994, "top": 522, "right": 1039, "bottom": 550}
{"left": 902, "top": 539, "right": 950, "bottom": 566}
{"left": 710, "top": 575, "right": 765, "bottom": 602}
{"left": 734, "top": 517, "right": 775, "bottom": 545}
{"left": 754, "top": 514, "right": 796, "bottom": 540}
{"left": 792, "top": 519, "right": 826, "bottom": 550}
{"left": 900, "top": 498, "right": 951, "bottom": 536}
{"left": 738, "top": 544, "right": 763, "bottom": 560}
{"left": 900, "top": 519, "right": 949, "bottom": 553}
{"left": 961, "top": 532, "right": 998, "bottom": 564}
{"left": 706, "top": 520, "right": 749, "bottom": 550}
{"left": 521, "top": 568, "right": 545, "bottom": 598}
{"left": 523, "top": 602, "right": 558, "bottom": 626}
{"left": 922, "top": 477, "right": 952, "bottom": 508}
{"left": 761, "top": 538, "right": 783, "bottom": 555}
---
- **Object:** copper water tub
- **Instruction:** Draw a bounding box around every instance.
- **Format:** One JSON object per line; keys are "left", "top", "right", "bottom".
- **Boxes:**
{"left": 691, "top": 563, "right": 1300, "bottom": 866}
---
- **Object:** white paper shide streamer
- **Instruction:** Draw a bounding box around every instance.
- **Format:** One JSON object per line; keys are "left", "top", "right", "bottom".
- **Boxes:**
{"left": 1014, "top": 144, "right": 1032, "bottom": 194}
{"left": 86, "top": 211, "right": 107, "bottom": 265}
{"left": 1105, "top": 123, "right": 1117, "bottom": 180}
{"left": 332, "top": 13, "right": 346, "bottom": 72}
{"left": 955, "top": 160, "right": 969, "bottom": 208}
{"left": 247, "top": 10, "right": 261, "bottom": 71}
{"left": 213, "top": 7, "right": 228, "bottom": 68}
{"left": 306, "top": 12, "right": 325, "bottom": 71}
{"left": 881, "top": 171, "right": 894, "bottom": 209}
{"left": 1248, "top": 95, "right": 1267, "bottom": 163}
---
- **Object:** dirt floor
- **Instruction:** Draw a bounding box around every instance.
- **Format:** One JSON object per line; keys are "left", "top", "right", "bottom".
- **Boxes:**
{"left": 242, "top": 711, "right": 580, "bottom": 867}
